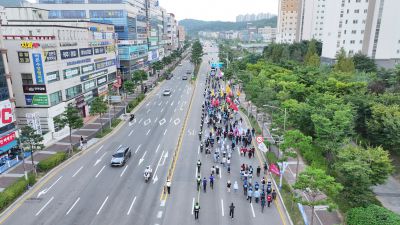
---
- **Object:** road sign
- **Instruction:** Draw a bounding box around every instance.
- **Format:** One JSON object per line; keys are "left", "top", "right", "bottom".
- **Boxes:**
{"left": 256, "top": 135, "right": 264, "bottom": 144}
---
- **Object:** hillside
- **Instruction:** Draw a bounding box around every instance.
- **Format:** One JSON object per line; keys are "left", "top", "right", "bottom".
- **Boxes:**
{"left": 179, "top": 17, "right": 277, "bottom": 35}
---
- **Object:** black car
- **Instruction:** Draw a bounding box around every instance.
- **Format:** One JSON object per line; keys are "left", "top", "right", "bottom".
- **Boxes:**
{"left": 182, "top": 75, "right": 188, "bottom": 80}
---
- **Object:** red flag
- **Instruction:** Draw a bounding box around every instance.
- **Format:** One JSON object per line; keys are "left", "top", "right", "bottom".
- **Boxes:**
{"left": 269, "top": 164, "right": 280, "bottom": 176}
{"left": 226, "top": 97, "right": 232, "bottom": 104}
{"left": 229, "top": 102, "right": 238, "bottom": 111}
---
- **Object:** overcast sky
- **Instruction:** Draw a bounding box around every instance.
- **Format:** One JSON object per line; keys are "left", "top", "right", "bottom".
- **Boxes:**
{"left": 27, "top": 0, "right": 278, "bottom": 22}
{"left": 162, "top": 0, "right": 278, "bottom": 21}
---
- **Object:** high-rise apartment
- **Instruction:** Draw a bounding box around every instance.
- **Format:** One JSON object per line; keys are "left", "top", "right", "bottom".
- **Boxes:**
{"left": 277, "top": 0, "right": 300, "bottom": 43}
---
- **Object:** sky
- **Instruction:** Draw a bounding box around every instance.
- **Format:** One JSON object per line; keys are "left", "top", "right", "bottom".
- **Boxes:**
{"left": 161, "top": 0, "right": 278, "bottom": 21}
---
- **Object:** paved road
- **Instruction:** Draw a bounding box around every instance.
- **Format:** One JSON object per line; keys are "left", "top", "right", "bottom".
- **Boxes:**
{"left": 0, "top": 58, "right": 194, "bottom": 225}
{"left": 155, "top": 43, "right": 288, "bottom": 225}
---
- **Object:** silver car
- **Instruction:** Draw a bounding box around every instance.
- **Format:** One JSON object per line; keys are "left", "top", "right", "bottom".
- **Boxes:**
{"left": 163, "top": 89, "right": 171, "bottom": 96}
{"left": 111, "top": 146, "right": 131, "bottom": 166}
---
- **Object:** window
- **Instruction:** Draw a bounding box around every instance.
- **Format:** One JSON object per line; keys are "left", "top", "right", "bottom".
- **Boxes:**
{"left": 65, "top": 84, "right": 82, "bottom": 99}
{"left": 364, "top": 9, "right": 368, "bottom": 13}
{"left": 18, "top": 52, "right": 30, "bottom": 63}
{"left": 49, "top": 91, "right": 62, "bottom": 106}
{"left": 354, "top": 9, "right": 359, "bottom": 13}
{"left": 89, "top": 10, "right": 124, "bottom": 18}
{"left": 350, "top": 40, "right": 355, "bottom": 44}
{"left": 53, "top": 115, "right": 62, "bottom": 132}
{"left": 353, "top": 20, "right": 358, "bottom": 24}
{"left": 21, "top": 73, "right": 33, "bottom": 85}
{"left": 89, "top": 0, "right": 122, "bottom": 2}
{"left": 47, "top": 71, "right": 60, "bottom": 83}
{"left": 63, "top": 67, "right": 80, "bottom": 79}
{"left": 352, "top": 30, "right": 357, "bottom": 34}
{"left": 48, "top": 10, "right": 86, "bottom": 19}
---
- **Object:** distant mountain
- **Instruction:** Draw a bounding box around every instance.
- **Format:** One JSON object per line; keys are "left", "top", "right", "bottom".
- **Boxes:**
{"left": 179, "top": 17, "right": 277, "bottom": 36}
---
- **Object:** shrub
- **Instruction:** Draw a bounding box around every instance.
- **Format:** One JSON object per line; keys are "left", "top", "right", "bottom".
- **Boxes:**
{"left": 0, "top": 173, "right": 36, "bottom": 211}
{"left": 347, "top": 204, "right": 400, "bottom": 225}
{"left": 266, "top": 152, "right": 278, "bottom": 164}
{"left": 37, "top": 152, "right": 67, "bottom": 172}
{"left": 96, "top": 128, "right": 112, "bottom": 138}
{"left": 111, "top": 118, "right": 121, "bottom": 128}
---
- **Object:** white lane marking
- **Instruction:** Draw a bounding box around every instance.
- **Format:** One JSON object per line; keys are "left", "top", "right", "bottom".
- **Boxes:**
{"left": 164, "top": 129, "right": 168, "bottom": 136}
{"left": 171, "top": 101, "right": 174, "bottom": 106}
{"left": 95, "top": 165, "right": 106, "bottom": 178}
{"left": 95, "top": 145, "right": 104, "bottom": 154}
{"left": 146, "top": 129, "right": 151, "bottom": 136}
{"left": 195, "top": 167, "right": 198, "bottom": 178}
{"left": 146, "top": 109, "right": 151, "bottom": 114}
{"left": 72, "top": 166, "right": 83, "bottom": 178}
{"left": 155, "top": 144, "right": 160, "bottom": 153}
{"left": 174, "top": 118, "right": 181, "bottom": 125}
{"left": 36, "top": 196, "right": 54, "bottom": 216}
{"left": 120, "top": 165, "right": 129, "bottom": 177}
{"left": 237, "top": 146, "right": 240, "bottom": 156}
{"left": 157, "top": 211, "right": 163, "bottom": 218}
{"left": 138, "top": 151, "right": 147, "bottom": 166}
{"left": 250, "top": 203, "right": 256, "bottom": 218}
{"left": 221, "top": 199, "right": 224, "bottom": 217}
{"left": 197, "top": 146, "right": 200, "bottom": 155}
{"left": 146, "top": 102, "right": 150, "bottom": 107}
{"left": 191, "top": 198, "right": 195, "bottom": 215}
{"left": 154, "top": 117, "right": 158, "bottom": 123}
{"left": 94, "top": 152, "right": 107, "bottom": 166}
{"left": 166, "top": 100, "right": 169, "bottom": 105}
{"left": 127, "top": 196, "right": 137, "bottom": 215}
{"left": 135, "top": 144, "right": 142, "bottom": 154}
{"left": 169, "top": 117, "right": 172, "bottom": 123}
{"left": 159, "top": 118, "right": 166, "bottom": 126}
{"left": 160, "top": 200, "right": 166, "bottom": 207}
{"left": 152, "top": 151, "right": 164, "bottom": 183}
{"left": 219, "top": 169, "right": 222, "bottom": 179}
{"left": 128, "top": 130, "right": 134, "bottom": 137}
{"left": 37, "top": 176, "right": 63, "bottom": 198}
{"left": 144, "top": 118, "right": 151, "bottom": 126}
{"left": 158, "top": 101, "right": 162, "bottom": 106}
{"left": 174, "top": 108, "right": 177, "bottom": 112}
{"left": 97, "top": 196, "right": 109, "bottom": 215}
{"left": 138, "top": 118, "right": 143, "bottom": 124}
{"left": 66, "top": 197, "right": 80, "bottom": 215}
{"left": 161, "top": 108, "right": 164, "bottom": 113}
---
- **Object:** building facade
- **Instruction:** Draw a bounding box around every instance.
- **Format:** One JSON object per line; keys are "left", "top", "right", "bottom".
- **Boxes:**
{"left": 258, "top": 26, "right": 277, "bottom": 43}
{"left": 164, "top": 13, "right": 178, "bottom": 55}
{"left": 1, "top": 8, "right": 118, "bottom": 144}
{"left": 277, "top": 0, "right": 300, "bottom": 43}
{"left": 177, "top": 25, "right": 185, "bottom": 48}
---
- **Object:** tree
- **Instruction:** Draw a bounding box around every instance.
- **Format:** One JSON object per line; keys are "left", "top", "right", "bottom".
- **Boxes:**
{"left": 54, "top": 106, "right": 84, "bottom": 155}
{"left": 123, "top": 80, "right": 135, "bottom": 94}
{"left": 280, "top": 129, "right": 313, "bottom": 181}
{"left": 334, "top": 48, "right": 355, "bottom": 73}
{"left": 334, "top": 145, "right": 393, "bottom": 209}
{"left": 191, "top": 40, "right": 203, "bottom": 65}
{"left": 304, "top": 39, "right": 320, "bottom": 67}
{"left": 132, "top": 70, "right": 148, "bottom": 93}
{"left": 90, "top": 97, "right": 108, "bottom": 133}
{"left": 162, "top": 56, "right": 172, "bottom": 65}
{"left": 347, "top": 205, "right": 400, "bottom": 225}
{"left": 353, "top": 53, "right": 377, "bottom": 73}
{"left": 151, "top": 61, "right": 164, "bottom": 71}
{"left": 20, "top": 126, "right": 44, "bottom": 175}
{"left": 293, "top": 167, "right": 343, "bottom": 225}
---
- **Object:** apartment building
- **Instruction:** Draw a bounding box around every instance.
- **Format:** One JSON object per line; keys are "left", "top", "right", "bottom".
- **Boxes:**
{"left": 277, "top": 0, "right": 300, "bottom": 43}
{"left": 1, "top": 7, "right": 118, "bottom": 144}
{"left": 258, "top": 26, "right": 277, "bottom": 43}
{"left": 177, "top": 25, "right": 185, "bottom": 48}
{"left": 165, "top": 13, "right": 178, "bottom": 54}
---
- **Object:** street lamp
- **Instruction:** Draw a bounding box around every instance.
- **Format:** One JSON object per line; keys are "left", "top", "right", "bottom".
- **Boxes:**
{"left": 262, "top": 104, "right": 287, "bottom": 132}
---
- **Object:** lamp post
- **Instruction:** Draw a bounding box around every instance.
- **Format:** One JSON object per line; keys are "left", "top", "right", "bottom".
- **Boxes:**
{"left": 262, "top": 104, "right": 287, "bottom": 133}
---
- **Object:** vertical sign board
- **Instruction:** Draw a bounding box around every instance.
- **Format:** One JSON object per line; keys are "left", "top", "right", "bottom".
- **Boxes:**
{"left": 32, "top": 53, "right": 45, "bottom": 84}
{"left": 26, "top": 113, "right": 42, "bottom": 135}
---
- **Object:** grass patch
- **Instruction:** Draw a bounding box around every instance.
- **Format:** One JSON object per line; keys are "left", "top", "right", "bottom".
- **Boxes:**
{"left": 96, "top": 128, "right": 112, "bottom": 138}
{"left": 111, "top": 118, "right": 121, "bottom": 128}
{"left": 194, "top": 62, "right": 201, "bottom": 76}
{"left": 266, "top": 152, "right": 278, "bottom": 164}
{"left": 279, "top": 180, "right": 306, "bottom": 225}
{"left": 37, "top": 152, "right": 67, "bottom": 172}
{"left": 239, "top": 106, "right": 262, "bottom": 134}
{"left": 127, "top": 93, "right": 145, "bottom": 112}
{"left": 0, "top": 173, "right": 36, "bottom": 212}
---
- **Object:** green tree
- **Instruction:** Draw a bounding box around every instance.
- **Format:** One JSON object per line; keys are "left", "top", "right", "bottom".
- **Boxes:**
{"left": 334, "top": 145, "right": 393, "bottom": 209}
{"left": 293, "top": 167, "right": 343, "bottom": 225}
{"left": 280, "top": 129, "right": 313, "bottom": 181}
{"left": 90, "top": 97, "right": 108, "bottom": 133}
{"left": 54, "top": 106, "right": 84, "bottom": 155}
{"left": 334, "top": 48, "right": 355, "bottom": 73}
{"left": 347, "top": 205, "right": 400, "bottom": 225}
{"left": 191, "top": 40, "right": 203, "bottom": 65}
{"left": 162, "top": 56, "right": 172, "bottom": 65}
{"left": 304, "top": 39, "right": 320, "bottom": 67}
{"left": 151, "top": 61, "right": 164, "bottom": 71}
{"left": 366, "top": 103, "right": 400, "bottom": 153}
{"left": 20, "top": 126, "right": 44, "bottom": 175}
{"left": 132, "top": 70, "right": 148, "bottom": 93}
{"left": 123, "top": 80, "right": 135, "bottom": 94}
{"left": 353, "top": 53, "right": 377, "bottom": 73}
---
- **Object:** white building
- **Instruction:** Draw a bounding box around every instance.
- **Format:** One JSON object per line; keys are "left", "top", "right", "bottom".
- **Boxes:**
{"left": 320, "top": 0, "right": 400, "bottom": 67}
{"left": 258, "top": 26, "right": 277, "bottom": 43}
{"left": 165, "top": 13, "right": 178, "bottom": 54}
{"left": 1, "top": 8, "right": 118, "bottom": 144}
{"left": 277, "top": 0, "right": 300, "bottom": 43}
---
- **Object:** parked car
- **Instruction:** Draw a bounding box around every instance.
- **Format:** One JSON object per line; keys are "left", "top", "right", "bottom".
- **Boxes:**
{"left": 186, "top": 70, "right": 192, "bottom": 75}
{"left": 111, "top": 146, "right": 131, "bottom": 167}
{"left": 179, "top": 63, "right": 182, "bottom": 66}
{"left": 166, "top": 73, "right": 173, "bottom": 80}
{"left": 182, "top": 75, "right": 188, "bottom": 80}
{"left": 163, "top": 89, "right": 172, "bottom": 96}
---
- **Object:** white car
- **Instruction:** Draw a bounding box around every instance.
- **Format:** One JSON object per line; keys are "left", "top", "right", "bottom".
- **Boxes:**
{"left": 163, "top": 89, "right": 171, "bottom": 96}
{"left": 179, "top": 63, "right": 183, "bottom": 66}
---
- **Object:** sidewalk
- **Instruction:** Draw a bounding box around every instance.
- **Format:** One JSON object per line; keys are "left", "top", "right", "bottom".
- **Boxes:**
{"left": 238, "top": 90, "right": 342, "bottom": 225}
{"left": 0, "top": 75, "right": 160, "bottom": 192}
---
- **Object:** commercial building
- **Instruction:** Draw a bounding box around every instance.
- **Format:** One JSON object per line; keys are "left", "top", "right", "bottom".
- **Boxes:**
{"left": 276, "top": 0, "right": 300, "bottom": 43}
{"left": 258, "top": 26, "right": 277, "bottom": 43}
{"left": 177, "top": 25, "right": 185, "bottom": 48}
{"left": 0, "top": 12, "right": 19, "bottom": 172}
{"left": 164, "top": 13, "right": 178, "bottom": 55}
{"left": 1, "top": 7, "right": 118, "bottom": 144}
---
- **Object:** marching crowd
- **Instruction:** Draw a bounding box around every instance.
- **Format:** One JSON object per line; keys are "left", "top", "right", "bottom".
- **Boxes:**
{"left": 193, "top": 67, "right": 277, "bottom": 220}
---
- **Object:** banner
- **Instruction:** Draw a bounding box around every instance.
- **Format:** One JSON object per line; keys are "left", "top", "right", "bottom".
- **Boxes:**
{"left": 32, "top": 53, "right": 45, "bottom": 84}
{"left": 269, "top": 163, "right": 280, "bottom": 176}
{"left": 0, "top": 100, "right": 14, "bottom": 128}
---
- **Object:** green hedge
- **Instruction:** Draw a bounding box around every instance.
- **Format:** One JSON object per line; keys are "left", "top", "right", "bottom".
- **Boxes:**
{"left": 96, "top": 128, "right": 112, "bottom": 138}
{"left": 347, "top": 205, "right": 400, "bottom": 225}
{"left": 127, "top": 94, "right": 145, "bottom": 112}
{"left": 0, "top": 173, "right": 36, "bottom": 211}
{"left": 37, "top": 152, "right": 67, "bottom": 172}
{"left": 111, "top": 118, "right": 121, "bottom": 128}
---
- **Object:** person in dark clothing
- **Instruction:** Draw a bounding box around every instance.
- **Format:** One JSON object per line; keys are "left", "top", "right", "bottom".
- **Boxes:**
{"left": 229, "top": 203, "right": 235, "bottom": 218}
{"left": 272, "top": 189, "right": 277, "bottom": 200}
{"left": 256, "top": 166, "right": 261, "bottom": 177}
{"left": 194, "top": 202, "right": 200, "bottom": 219}
{"left": 202, "top": 177, "right": 207, "bottom": 193}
